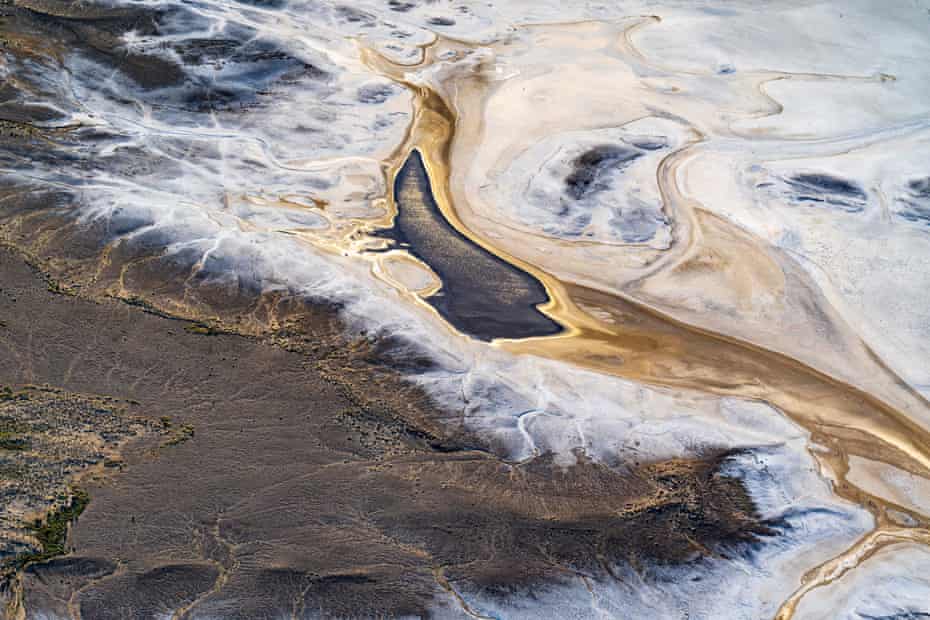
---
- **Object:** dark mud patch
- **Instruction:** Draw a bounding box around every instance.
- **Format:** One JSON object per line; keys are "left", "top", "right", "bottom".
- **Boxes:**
{"left": 357, "top": 81, "right": 397, "bottom": 104}
{"left": 784, "top": 172, "right": 868, "bottom": 212}
{"left": 897, "top": 176, "right": 930, "bottom": 226}
{"left": 388, "top": 0, "right": 417, "bottom": 12}
{"left": 564, "top": 144, "right": 642, "bottom": 200}
{"left": 233, "top": 0, "right": 287, "bottom": 7}
{"left": 162, "top": 35, "right": 328, "bottom": 113}
{"left": 547, "top": 142, "right": 668, "bottom": 244}
{"left": 377, "top": 149, "right": 563, "bottom": 341}
{"left": 629, "top": 136, "right": 668, "bottom": 151}
{"left": 334, "top": 5, "right": 377, "bottom": 26}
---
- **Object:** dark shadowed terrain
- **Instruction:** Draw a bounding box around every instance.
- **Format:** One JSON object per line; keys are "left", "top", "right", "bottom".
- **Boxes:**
{"left": 0, "top": 242, "right": 774, "bottom": 618}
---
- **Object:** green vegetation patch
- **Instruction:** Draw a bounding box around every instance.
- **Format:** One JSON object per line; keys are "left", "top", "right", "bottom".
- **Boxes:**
{"left": 5, "top": 488, "right": 90, "bottom": 574}
{"left": 30, "top": 488, "right": 90, "bottom": 558}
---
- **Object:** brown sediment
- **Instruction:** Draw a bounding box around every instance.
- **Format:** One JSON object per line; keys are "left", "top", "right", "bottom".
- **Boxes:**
{"left": 357, "top": 25, "right": 930, "bottom": 616}
{"left": 0, "top": 241, "right": 775, "bottom": 618}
